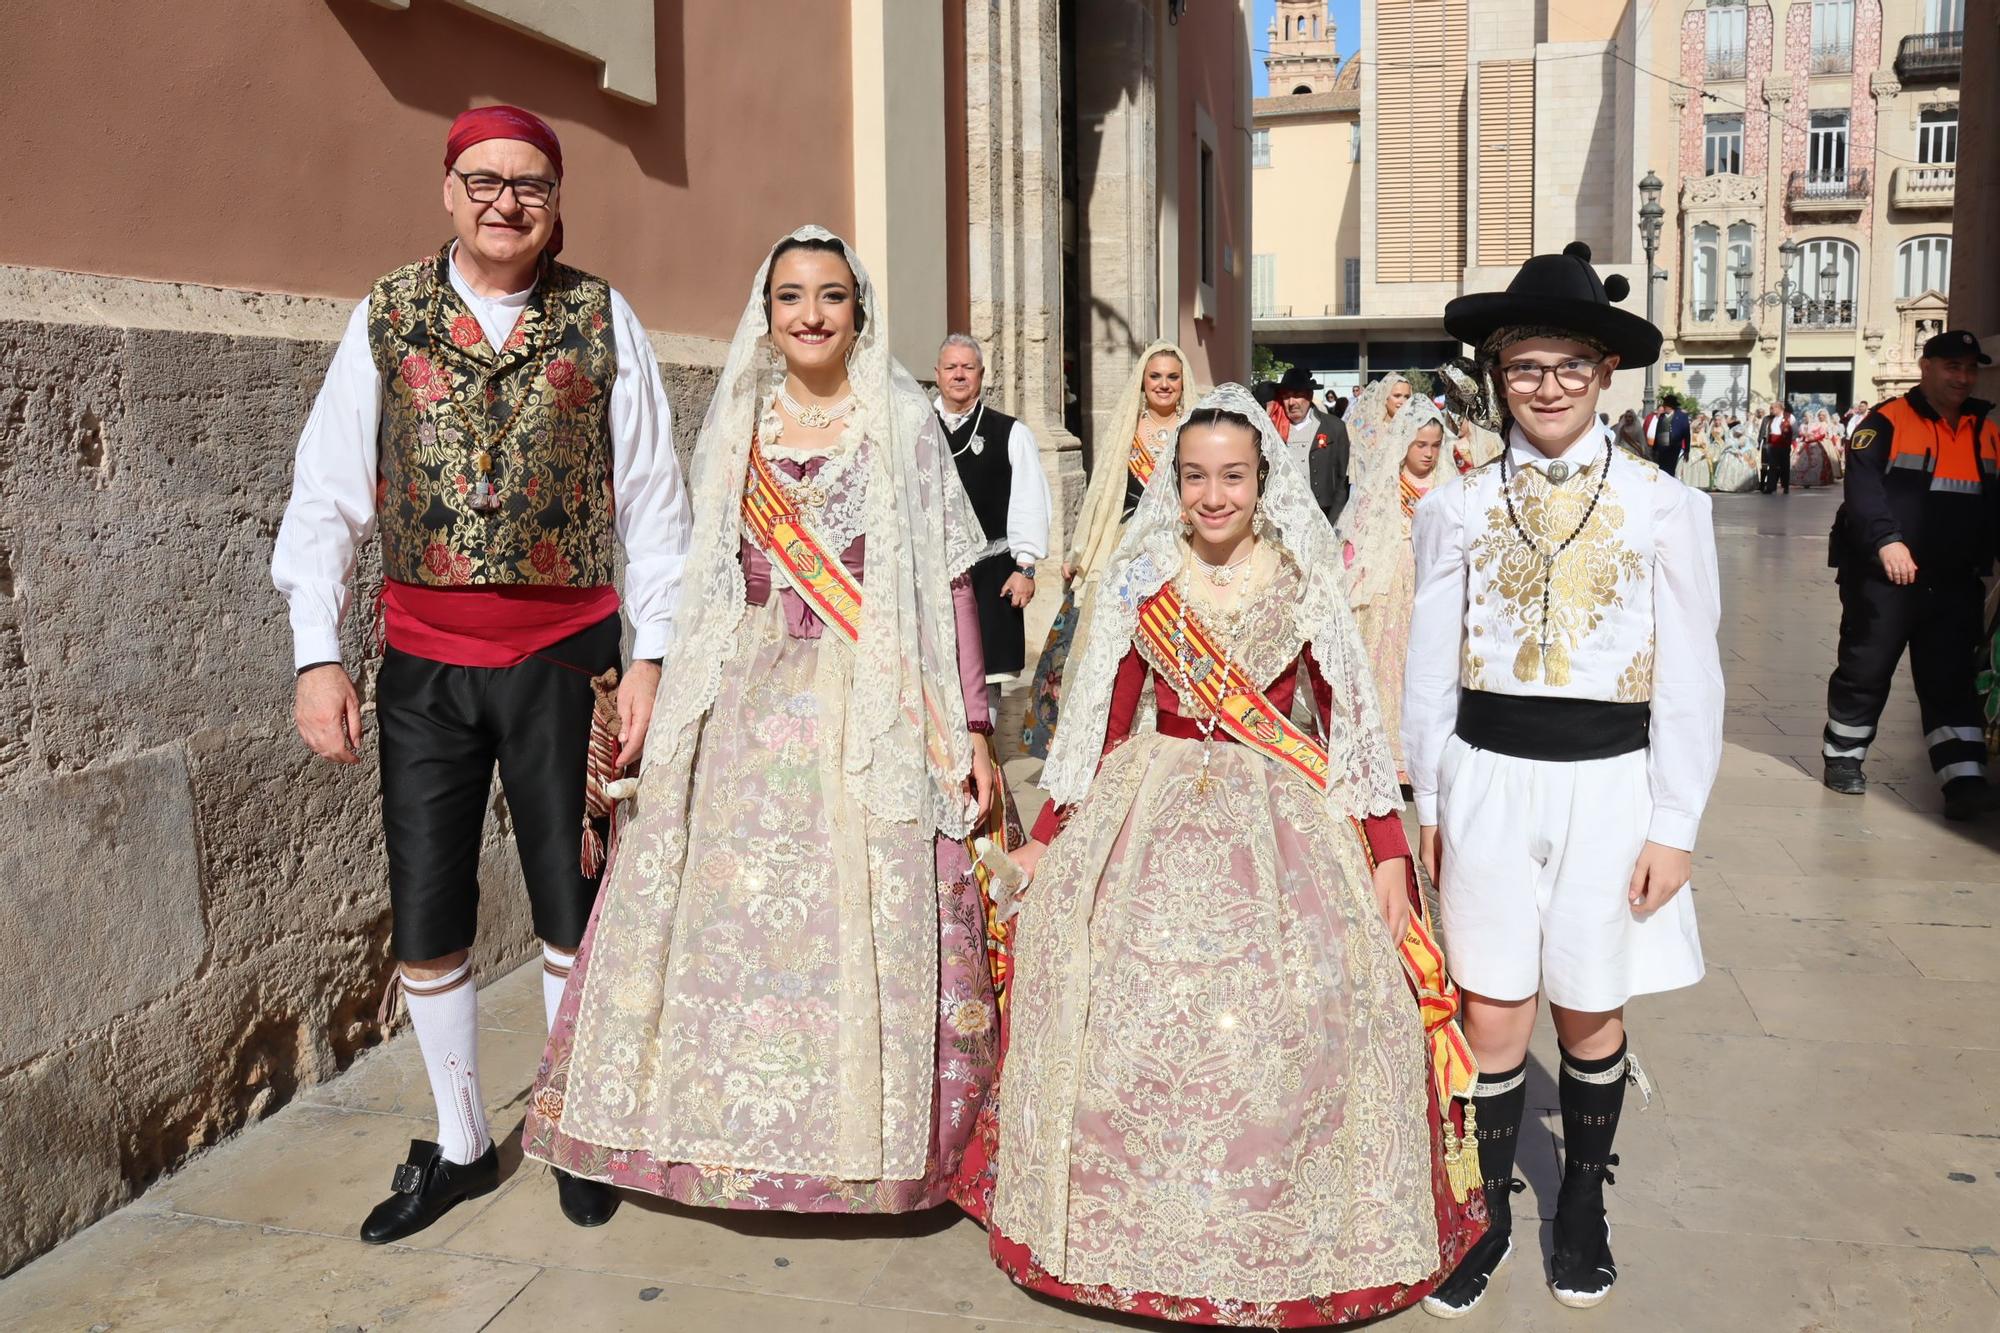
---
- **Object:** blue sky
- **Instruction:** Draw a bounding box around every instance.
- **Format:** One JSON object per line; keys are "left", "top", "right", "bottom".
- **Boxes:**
{"left": 1252, "top": 0, "right": 1363, "bottom": 96}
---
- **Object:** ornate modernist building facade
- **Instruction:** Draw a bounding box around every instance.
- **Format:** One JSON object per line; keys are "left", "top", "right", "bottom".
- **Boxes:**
{"left": 1651, "top": 0, "right": 1964, "bottom": 417}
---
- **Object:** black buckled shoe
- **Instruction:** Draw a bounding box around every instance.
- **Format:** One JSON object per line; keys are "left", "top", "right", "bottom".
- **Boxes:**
{"left": 1549, "top": 1156, "right": 1618, "bottom": 1309}
{"left": 359, "top": 1139, "right": 499, "bottom": 1244}
{"left": 554, "top": 1169, "right": 620, "bottom": 1227}
{"left": 1422, "top": 1178, "right": 1523, "bottom": 1319}
{"left": 1822, "top": 757, "right": 1866, "bottom": 795}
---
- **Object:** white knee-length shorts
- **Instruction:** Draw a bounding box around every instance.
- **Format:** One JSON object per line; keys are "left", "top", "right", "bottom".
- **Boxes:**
{"left": 1435, "top": 734, "right": 1704, "bottom": 1012}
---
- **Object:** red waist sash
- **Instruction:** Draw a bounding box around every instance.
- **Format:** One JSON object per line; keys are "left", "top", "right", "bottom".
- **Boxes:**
{"left": 382, "top": 580, "right": 620, "bottom": 667}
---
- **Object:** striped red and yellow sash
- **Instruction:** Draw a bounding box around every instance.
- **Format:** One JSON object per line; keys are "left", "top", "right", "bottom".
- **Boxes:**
{"left": 1128, "top": 430, "right": 1157, "bottom": 487}
{"left": 1399, "top": 472, "right": 1429, "bottom": 518}
{"left": 1134, "top": 582, "right": 1477, "bottom": 1107}
{"left": 741, "top": 440, "right": 864, "bottom": 643}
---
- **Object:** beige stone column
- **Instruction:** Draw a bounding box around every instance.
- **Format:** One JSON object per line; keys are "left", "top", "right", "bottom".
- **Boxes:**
{"left": 964, "top": 0, "right": 1082, "bottom": 573}
{"left": 850, "top": 0, "right": 949, "bottom": 373}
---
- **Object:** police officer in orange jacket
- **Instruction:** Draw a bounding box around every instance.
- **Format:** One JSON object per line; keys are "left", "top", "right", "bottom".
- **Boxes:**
{"left": 1823, "top": 330, "right": 2000, "bottom": 820}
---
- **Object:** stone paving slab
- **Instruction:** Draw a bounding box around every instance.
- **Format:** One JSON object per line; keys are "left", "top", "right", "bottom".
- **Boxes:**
{"left": 4, "top": 491, "right": 1996, "bottom": 1330}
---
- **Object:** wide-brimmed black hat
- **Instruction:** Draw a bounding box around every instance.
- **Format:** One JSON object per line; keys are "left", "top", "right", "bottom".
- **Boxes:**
{"left": 1277, "top": 365, "right": 1319, "bottom": 394}
{"left": 1444, "top": 242, "right": 1662, "bottom": 369}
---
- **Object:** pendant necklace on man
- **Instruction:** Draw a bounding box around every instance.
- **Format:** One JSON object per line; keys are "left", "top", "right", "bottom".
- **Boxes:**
{"left": 780, "top": 385, "right": 856, "bottom": 430}
{"left": 469, "top": 450, "right": 502, "bottom": 513}
{"left": 1499, "top": 439, "right": 1612, "bottom": 679}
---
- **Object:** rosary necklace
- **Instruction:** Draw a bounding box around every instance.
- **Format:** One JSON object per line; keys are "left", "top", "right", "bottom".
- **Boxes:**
{"left": 1499, "top": 439, "right": 1612, "bottom": 672}
{"left": 779, "top": 384, "right": 856, "bottom": 430}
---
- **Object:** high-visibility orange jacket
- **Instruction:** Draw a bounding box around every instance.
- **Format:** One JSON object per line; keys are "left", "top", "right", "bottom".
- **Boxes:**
{"left": 1834, "top": 387, "right": 2000, "bottom": 576}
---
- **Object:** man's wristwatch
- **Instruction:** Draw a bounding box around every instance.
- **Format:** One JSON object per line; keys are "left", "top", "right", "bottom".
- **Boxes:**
{"left": 1016, "top": 564, "right": 1037, "bottom": 581}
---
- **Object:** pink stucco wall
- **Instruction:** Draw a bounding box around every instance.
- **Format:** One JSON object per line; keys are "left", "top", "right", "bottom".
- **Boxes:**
{"left": 0, "top": 0, "right": 855, "bottom": 340}
{"left": 1174, "top": 1, "right": 1251, "bottom": 386}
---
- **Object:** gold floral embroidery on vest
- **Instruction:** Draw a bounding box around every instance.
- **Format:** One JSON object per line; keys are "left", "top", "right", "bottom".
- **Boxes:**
{"left": 369, "top": 246, "right": 619, "bottom": 588}
{"left": 1613, "top": 639, "right": 1656, "bottom": 702}
{"left": 1468, "top": 468, "right": 1641, "bottom": 687}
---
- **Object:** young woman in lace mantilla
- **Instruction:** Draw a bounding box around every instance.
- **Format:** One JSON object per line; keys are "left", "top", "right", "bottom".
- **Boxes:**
{"left": 1021, "top": 342, "right": 1195, "bottom": 759}
{"left": 522, "top": 227, "right": 1010, "bottom": 1213}
{"left": 953, "top": 385, "right": 1485, "bottom": 1326}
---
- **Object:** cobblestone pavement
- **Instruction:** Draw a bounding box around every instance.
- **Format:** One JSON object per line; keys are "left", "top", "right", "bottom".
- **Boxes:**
{"left": 6, "top": 489, "right": 1997, "bottom": 1332}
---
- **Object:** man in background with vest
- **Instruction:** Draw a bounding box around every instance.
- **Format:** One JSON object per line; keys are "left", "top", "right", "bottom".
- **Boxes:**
{"left": 934, "top": 333, "right": 1053, "bottom": 721}
{"left": 1822, "top": 329, "right": 2000, "bottom": 821}
{"left": 1758, "top": 400, "right": 1797, "bottom": 493}
{"left": 272, "top": 106, "right": 692, "bottom": 1240}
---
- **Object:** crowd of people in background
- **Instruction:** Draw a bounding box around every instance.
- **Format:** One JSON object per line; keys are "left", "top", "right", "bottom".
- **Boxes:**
{"left": 1628, "top": 388, "right": 1879, "bottom": 496}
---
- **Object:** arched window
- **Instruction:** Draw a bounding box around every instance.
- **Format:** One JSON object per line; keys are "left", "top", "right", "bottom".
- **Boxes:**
{"left": 1897, "top": 236, "right": 1951, "bottom": 298}
{"left": 1691, "top": 223, "right": 1720, "bottom": 321}
{"left": 1293, "top": 84, "right": 1314, "bottom": 95}
{"left": 1790, "top": 238, "right": 1858, "bottom": 327}
{"left": 1725, "top": 223, "right": 1755, "bottom": 319}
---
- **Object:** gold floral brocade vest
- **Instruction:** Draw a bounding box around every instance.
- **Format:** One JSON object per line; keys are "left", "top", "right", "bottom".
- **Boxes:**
{"left": 367, "top": 247, "right": 618, "bottom": 587}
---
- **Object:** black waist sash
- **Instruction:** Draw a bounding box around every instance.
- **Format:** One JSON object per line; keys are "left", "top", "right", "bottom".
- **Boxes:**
{"left": 1455, "top": 689, "right": 1650, "bottom": 762}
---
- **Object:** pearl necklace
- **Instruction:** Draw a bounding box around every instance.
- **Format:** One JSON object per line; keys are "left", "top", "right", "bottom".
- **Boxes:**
{"left": 779, "top": 384, "right": 856, "bottom": 430}
{"left": 1189, "top": 540, "right": 1255, "bottom": 587}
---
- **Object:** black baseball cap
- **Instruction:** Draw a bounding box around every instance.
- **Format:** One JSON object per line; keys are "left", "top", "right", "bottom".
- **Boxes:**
{"left": 1921, "top": 328, "right": 1993, "bottom": 364}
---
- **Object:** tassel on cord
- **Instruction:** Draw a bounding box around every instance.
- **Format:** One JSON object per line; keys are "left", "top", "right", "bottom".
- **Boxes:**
{"left": 1443, "top": 1102, "right": 1482, "bottom": 1204}
{"left": 581, "top": 668, "right": 624, "bottom": 877}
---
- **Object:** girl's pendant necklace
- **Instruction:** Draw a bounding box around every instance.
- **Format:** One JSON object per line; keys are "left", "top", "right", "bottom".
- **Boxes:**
{"left": 779, "top": 384, "right": 855, "bottom": 430}
{"left": 1499, "top": 439, "right": 1613, "bottom": 684}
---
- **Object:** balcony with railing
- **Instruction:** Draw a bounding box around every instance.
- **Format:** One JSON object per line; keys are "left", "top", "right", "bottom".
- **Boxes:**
{"left": 1788, "top": 298, "right": 1856, "bottom": 331}
{"left": 1896, "top": 30, "right": 1962, "bottom": 81}
{"left": 1809, "top": 42, "right": 1853, "bottom": 75}
{"left": 1788, "top": 167, "right": 1870, "bottom": 215}
{"left": 1682, "top": 302, "right": 1756, "bottom": 342}
{"left": 1706, "top": 49, "right": 1746, "bottom": 81}
{"left": 1891, "top": 164, "right": 1957, "bottom": 210}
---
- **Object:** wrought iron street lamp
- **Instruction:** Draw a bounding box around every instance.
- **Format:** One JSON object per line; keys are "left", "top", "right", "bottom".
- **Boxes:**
{"left": 1638, "top": 170, "right": 1665, "bottom": 414}
{"left": 1735, "top": 239, "right": 1805, "bottom": 413}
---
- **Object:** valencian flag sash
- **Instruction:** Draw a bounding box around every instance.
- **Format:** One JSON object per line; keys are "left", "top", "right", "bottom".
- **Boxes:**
{"left": 741, "top": 438, "right": 1018, "bottom": 994}
{"left": 1128, "top": 431, "right": 1157, "bottom": 487}
{"left": 1135, "top": 581, "right": 1483, "bottom": 1200}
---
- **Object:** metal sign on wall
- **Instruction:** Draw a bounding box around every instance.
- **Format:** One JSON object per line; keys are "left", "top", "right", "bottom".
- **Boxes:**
{"left": 369, "top": 0, "right": 657, "bottom": 104}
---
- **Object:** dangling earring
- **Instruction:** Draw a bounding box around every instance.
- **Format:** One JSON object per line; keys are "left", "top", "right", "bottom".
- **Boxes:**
{"left": 1179, "top": 511, "right": 1195, "bottom": 539}
{"left": 1252, "top": 500, "right": 1269, "bottom": 537}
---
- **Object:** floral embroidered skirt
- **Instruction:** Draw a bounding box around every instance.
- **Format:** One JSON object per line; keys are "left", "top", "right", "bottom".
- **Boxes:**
{"left": 1021, "top": 580, "right": 1083, "bottom": 760}
{"left": 952, "top": 733, "right": 1483, "bottom": 1325}
{"left": 523, "top": 607, "right": 1000, "bottom": 1212}
{"left": 1353, "top": 566, "right": 1417, "bottom": 784}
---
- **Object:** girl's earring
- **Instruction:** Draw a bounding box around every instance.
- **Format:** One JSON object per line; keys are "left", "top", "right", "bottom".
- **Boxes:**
{"left": 1179, "top": 512, "right": 1195, "bottom": 539}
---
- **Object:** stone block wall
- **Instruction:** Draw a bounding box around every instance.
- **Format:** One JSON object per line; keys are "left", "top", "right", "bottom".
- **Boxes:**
{"left": 0, "top": 311, "right": 715, "bottom": 1275}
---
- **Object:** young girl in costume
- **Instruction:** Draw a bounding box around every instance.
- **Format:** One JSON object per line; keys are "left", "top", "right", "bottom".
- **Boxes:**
{"left": 958, "top": 384, "right": 1484, "bottom": 1327}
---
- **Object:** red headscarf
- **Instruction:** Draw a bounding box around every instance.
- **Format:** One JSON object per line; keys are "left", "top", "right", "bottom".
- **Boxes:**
{"left": 444, "top": 105, "right": 565, "bottom": 257}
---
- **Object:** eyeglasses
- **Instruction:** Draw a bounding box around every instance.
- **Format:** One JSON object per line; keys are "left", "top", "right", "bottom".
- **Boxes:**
{"left": 1499, "top": 358, "right": 1603, "bottom": 395}
{"left": 450, "top": 169, "right": 557, "bottom": 209}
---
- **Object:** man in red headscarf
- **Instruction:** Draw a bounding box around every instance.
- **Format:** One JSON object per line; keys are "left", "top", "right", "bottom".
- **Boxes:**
{"left": 273, "top": 105, "right": 692, "bottom": 1242}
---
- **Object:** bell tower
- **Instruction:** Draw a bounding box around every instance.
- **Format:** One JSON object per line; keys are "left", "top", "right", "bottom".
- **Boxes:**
{"left": 1265, "top": 1, "right": 1339, "bottom": 96}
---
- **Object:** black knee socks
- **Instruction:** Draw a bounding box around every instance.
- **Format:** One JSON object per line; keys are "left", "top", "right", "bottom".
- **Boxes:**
{"left": 1470, "top": 1057, "right": 1529, "bottom": 1236}
{"left": 1555, "top": 1040, "right": 1628, "bottom": 1253}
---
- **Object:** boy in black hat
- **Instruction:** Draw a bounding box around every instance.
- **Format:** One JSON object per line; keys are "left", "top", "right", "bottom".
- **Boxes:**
{"left": 1822, "top": 328, "right": 2000, "bottom": 820}
{"left": 1404, "top": 243, "right": 1725, "bottom": 1316}
{"left": 1275, "top": 364, "right": 1355, "bottom": 526}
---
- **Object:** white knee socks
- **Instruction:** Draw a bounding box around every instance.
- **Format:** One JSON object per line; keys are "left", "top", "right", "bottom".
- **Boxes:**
{"left": 401, "top": 961, "right": 489, "bottom": 1165}
{"left": 542, "top": 943, "right": 576, "bottom": 1031}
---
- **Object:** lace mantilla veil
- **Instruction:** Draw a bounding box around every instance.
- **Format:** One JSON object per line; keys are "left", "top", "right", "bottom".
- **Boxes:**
{"left": 1339, "top": 387, "right": 1445, "bottom": 609}
{"left": 1067, "top": 339, "right": 1196, "bottom": 583}
{"left": 1041, "top": 383, "right": 1404, "bottom": 822}
{"left": 632, "top": 225, "right": 993, "bottom": 838}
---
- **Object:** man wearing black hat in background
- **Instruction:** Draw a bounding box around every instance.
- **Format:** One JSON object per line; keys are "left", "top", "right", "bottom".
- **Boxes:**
{"left": 1821, "top": 329, "right": 2000, "bottom": 820}
{"left": 1275, "top": 364, "right": 1354, "bottom": 526}
{"left": 1406, "top": 243, "right": 1723, "bottom": 1317}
